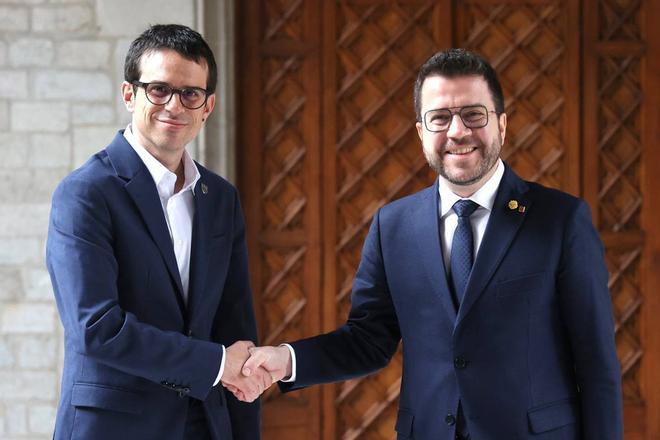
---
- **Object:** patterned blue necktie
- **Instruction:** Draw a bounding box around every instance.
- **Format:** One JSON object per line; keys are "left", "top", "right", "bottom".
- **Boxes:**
{"left": 450, "top": 199, "right": 479, "bottom": 306}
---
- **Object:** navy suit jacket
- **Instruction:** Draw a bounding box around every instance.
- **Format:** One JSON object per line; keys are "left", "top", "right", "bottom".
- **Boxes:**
{"left": 282, "top": 166, "right": 622, "bottom": 439}
{"left": 47, "top": 132, "right": 260, "bottom": 440}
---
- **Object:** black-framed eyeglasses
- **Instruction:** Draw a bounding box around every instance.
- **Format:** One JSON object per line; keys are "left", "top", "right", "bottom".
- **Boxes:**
{"left": 132, "top": 81, "right": 211, "bottom": 110}
{"left": 423, "top": 104, "right": 498, "bottom": 132}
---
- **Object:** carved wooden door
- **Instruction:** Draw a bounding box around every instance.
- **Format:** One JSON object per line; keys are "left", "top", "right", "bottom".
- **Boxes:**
{"left": 236, "top": 1, "right": 659, "bottom": 438}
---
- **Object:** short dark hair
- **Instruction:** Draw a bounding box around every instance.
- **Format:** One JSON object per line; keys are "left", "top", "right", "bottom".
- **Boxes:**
{"left": 413, "top": 49, "right": 504, "bottom": 120}
{"left": 124, "top": 24, "right": 217, "bottom": 93}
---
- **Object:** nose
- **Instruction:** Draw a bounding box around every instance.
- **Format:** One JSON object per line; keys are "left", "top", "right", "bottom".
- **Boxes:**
{"left": 446, "top": 113, "right": 471, "bottom": 139}
{"left": 164, "top": 92, "right": 185, "bottom": 114}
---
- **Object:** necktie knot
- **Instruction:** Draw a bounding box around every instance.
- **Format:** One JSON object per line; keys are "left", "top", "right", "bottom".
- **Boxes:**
{"left": 452, "top": 199, "right": 479, "bottom": 218}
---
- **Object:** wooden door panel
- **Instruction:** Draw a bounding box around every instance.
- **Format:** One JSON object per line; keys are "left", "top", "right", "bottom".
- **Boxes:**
{"left": 328, "top": 3, "right": 442, "bottom": 438}
{"left": 237, "top": 1, "right": 322, "bottom": 438}
{"left": 237, "top": 1, "right": 659, "bottom": 438}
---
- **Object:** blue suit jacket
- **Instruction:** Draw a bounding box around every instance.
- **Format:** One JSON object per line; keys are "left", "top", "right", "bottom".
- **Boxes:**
{"left": 46, "top": 132, "right": 260, "bottom": 440}
{"left": 282, "top": 166, "right": 622, "bottom": 439}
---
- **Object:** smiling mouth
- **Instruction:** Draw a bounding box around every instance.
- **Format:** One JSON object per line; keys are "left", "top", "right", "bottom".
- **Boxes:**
{"left": 158, "top": 119, "right": 187, "bottom": 127}
{"left": 445, "top": 147, "right": 477, "bottom": 155}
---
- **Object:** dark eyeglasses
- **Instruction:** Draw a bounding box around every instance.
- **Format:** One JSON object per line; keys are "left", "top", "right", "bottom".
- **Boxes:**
{"left": 132, "top": 81, "right": 211, "bottom": 110}
{"left": 423, "top": 104, "right": 498, "bottom": 132}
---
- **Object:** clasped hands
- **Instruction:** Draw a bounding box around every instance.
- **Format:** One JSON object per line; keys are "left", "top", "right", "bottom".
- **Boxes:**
{"left": 220, "top": 341, "right": 292, "bottom": 402}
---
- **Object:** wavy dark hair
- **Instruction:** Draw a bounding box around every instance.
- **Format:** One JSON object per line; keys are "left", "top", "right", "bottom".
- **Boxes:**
{"left": 413, "top": 49, "right": 504, "bottom": 120}
{"left": 124, "top": 24, "right": 217, "bottom": 93}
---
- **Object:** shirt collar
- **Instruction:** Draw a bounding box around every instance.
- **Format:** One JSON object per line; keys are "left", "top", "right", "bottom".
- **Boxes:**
{"left": 438, "top": 158, "right": 505, "bottom": 218}
{"left": 123, "top": 124, "right": 201, "bottom": 198}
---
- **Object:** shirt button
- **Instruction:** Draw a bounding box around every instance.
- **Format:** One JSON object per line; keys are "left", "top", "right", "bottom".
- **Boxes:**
{"left": 445, "top": 414, "right": 456, "bottom": 425}
{"left": 187, "top": 329, "right": 193, "bottom": 337}
{"left": 454, "top": 356, "right": 467, "bottom": 369}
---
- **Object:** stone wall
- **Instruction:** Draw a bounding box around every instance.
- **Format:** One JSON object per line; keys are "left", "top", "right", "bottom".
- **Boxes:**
{"left": 0, "top": 1, "right": 231, "bottom": 437}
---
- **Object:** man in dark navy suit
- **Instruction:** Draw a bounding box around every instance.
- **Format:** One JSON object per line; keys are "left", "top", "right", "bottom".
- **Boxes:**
{"left": 47, "top": 24, "right": 268, "bottom": 439}
{"left": 232, "top": 49, "right": 623, "bottom": 439}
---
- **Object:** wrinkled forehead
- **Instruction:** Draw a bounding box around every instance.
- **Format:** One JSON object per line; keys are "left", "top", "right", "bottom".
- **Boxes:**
{"left": 420, "top": 74, "right": 494, "bottom": 111}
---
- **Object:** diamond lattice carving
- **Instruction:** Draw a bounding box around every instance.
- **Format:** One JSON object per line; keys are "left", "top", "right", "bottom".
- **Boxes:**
{"left": 334, "top": 1, "right": 439, "bottom": 438}
{"left": 459, "top": 1, "right": 566, "bottom": 189}
{"left": 598, "top": 0, "right": 642, "bottom": 41}
{"left": 262, "top": 57, "right": 307, "bottom": 230}
{"left": 263, "top": 0, "right": 304, "bottom": 42}
{"left": 606, "top": 246, "right": 643, "bottom": 402}
{"left": 260, "top": 247, "right": 308, "bottom": 404}
{"left": 597, "top": 56, "right": 642, "bottom": 232}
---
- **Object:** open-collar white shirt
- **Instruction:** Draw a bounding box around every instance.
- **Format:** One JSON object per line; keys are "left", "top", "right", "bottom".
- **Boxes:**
{"left": 123, "top": 125, "right": 227, "bottom": 386}
{"left": 124, "top": 124, "right": 200, "bottom": 303}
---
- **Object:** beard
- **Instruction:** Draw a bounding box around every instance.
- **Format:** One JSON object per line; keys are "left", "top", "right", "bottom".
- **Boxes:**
{"left": 424, "top": 132, "right": 502, "bottom": 186}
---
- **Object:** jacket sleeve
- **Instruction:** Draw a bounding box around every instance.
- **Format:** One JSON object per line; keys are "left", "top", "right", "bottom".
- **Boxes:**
{"left": 210, "top": 188, "right": 261, "bottom": 439}
{"left": 557, "top": 200, "right": 623, "bottom": 439}
{"left": 46, "top": 177, "right": 222, "bottom": 400}
{"left": 280, "top": 208, "right": 401, "bottom": 392}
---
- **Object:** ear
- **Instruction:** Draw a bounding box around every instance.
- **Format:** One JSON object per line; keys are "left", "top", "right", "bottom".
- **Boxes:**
{"left": 416, "top": 121, "right": 424, "bottom": 142}
{"left": 202, "top": 94, "right": 216, "bottom": 121}
{"left": 498, "top": 112, "right": 507, "bottom": 146}
{"left": 121, "top": 81, "right": 136, "bottom": 112}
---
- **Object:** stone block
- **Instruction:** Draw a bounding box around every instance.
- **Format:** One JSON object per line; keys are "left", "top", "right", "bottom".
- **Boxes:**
{"left": 32, "top": 5, "right": 93, "bottom": 32}
{"left": 57, "top": 40, "right": 110, "bottom": 69}
{"left": 0, "top": 267, "right": 22, "bottom": 301}
{"left": 0, "top": 168, "right": 68, "bottom": 203}
{"left": 23, "top": 268, "right": 54, "bottom": 301}
{"left": 6, "top": 403, "right": 27, "bottom": 435}
{"left": 0, "top": 133, "right": 28, "bottom": 168}
{"left": 96, "top": 0, "right": 194, "bottom": 36}
{"left": 0, "top": 372, "right": 57, "bottom": 400}
{"left": 30, "top": 133, "right": 72, "bottom": 168}
{"left": 0, "top": 339, "right": 14, "bottom": 367}
{"left": 29, "top": 404, "right": 56, "bottom": 434}
{"left": 16, "top": 335, "right": 57, "bottom": 368}
{"left": 0, "top": 237, "right": 41, "bottom": 264}
{"left": 0, "top": 204, "right": 50, "bottom": 237}
{"left": 0, "top": 100, "right": 8, "bottom": 130}
{"left": 0, "top": 7, "right": 29, "bottom": 31}
{"left": 9, "top": 38, "right": 54, "bottom": 67}
{"left": 0, "top": 303, "right": 56, "bottom": 334}
{"left": 0, "top": 41, "right": 6, "bottom": 65}
{"left": 0, "top": 70, "right": 28, "bottom": 99}
{"left": 0, "top": 0, "right": 44, "bottom": 3}
{"left": 72, "top": 103, "right": 114, "bottom": 124}
{"left": 73, "top": 125, "right": 117, "bottom": 167}
{"left": 34, "top": 70, "right": 112, "bottom": 101}
{"left": 11, "top": 102, "right": 68, "bottom": 132}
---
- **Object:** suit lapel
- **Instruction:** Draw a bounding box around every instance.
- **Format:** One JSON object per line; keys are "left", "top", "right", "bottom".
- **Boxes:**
{"left": 187, "top": 174, "right": 213, "bottom": 323}
{"left": 413, "top": 182, "right": 457, "bottom": 322}
{"left": 455, "top": 166, "right": 530, "bottom": 327}
{"left": 106, "top": 132, "right": 186, "bottom": 312}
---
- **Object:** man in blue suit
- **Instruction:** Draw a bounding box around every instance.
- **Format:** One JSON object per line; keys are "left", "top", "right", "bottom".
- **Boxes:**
{"left": 234, "top": 49, "right": 623, "bottom": 439}
{"left": 47, "top": 24, "right": 268, "bottom": 439}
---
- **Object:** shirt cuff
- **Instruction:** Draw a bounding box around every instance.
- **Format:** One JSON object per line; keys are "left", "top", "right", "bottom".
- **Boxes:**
{"left": 213, "top": 344, "right": 226, "bottom": 387}
{"left": 279, "top": 343, "right": 297, "bottom": 383}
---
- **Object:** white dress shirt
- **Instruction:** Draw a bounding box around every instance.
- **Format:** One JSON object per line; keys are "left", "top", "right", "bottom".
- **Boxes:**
{"left": 123, "top": 125, "right": 226, "bottom": 386}
{"left": 285, "top": 160, "right": 505, "bottom": 383}
{"left": 439, "top": 159, "right": 505, "bottom": 272}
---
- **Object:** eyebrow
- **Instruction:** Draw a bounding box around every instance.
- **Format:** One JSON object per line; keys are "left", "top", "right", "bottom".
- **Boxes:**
{"left": 426, "top": 104, "right": 485, "bottom": 111}
{"left": 142, "top": 80, "right": 207, "bottom": 90}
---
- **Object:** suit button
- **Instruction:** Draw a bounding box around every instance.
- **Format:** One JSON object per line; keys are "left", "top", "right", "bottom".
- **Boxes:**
{"left": 445, "top": 414, "right": 456, "bottom": 425}
{"left": 454, "top": 356, "right": 467, "bottom": 369}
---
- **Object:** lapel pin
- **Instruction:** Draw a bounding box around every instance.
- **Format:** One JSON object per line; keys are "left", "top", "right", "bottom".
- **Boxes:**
{"left": 201, "top": 183, "right": 208, "bottom": 194}
{"left": 518, "top": 206, "right": 526, "bottom": 213}
{"left": 508, "top": 200, "right": 518, "bottom": 210}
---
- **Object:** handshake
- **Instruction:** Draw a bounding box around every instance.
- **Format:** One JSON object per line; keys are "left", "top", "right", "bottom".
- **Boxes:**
{"left": 219, "top": 341, "right": 292, "bottom": 402}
